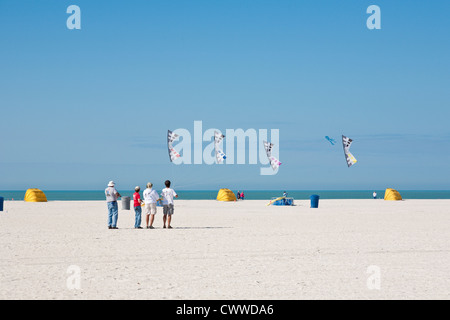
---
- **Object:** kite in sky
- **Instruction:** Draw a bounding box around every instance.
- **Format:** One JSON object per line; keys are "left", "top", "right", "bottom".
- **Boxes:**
{"left": 342, "top": 135, "right": 357, "bottom": 167}
{"left": 263, "top": 140, "right": 282, "bottom": 170}
{"left": 325, "top": 136, "right": 336, "bottom": 145}
{"left": 167, "top": 130, "right": 181, "bottom": 162}
{"left": 214, "top": 131, "right": 227, "bottom": 164}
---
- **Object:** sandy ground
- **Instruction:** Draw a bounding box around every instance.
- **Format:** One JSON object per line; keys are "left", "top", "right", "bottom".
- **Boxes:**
{"left": 0, "top": 199, "right": 449, "bottom": 300}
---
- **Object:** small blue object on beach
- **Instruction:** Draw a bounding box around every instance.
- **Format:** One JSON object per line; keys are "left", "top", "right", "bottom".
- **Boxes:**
{"left": 271, "top": 197, "right": 294, "bottom": 206}
{"left": 310, "top": 195, "right": 320, "bottom": 208}
{"left": 0, "top": 196, "right": 4, "bottom": 211}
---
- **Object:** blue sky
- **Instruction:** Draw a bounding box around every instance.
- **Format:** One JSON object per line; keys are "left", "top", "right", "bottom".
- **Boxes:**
{"left": 0, "top": 0, "right": 449, "bottom": 191}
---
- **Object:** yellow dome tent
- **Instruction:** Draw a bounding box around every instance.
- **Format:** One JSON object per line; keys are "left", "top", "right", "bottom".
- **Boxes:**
{"left": 24, "top": 189, "right": 48, "bottom": 202}
{"left": 384, "top": 188, "right": 402, "bottom": 201}
{"left": 216, "top": 188, "right": 237, "bottom": 202}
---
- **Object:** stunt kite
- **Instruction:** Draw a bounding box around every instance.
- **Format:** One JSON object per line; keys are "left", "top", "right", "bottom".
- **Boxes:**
{"left": 342, "top": 135, "right": 357, "bottom": 167}
{"left": 167, "top": 130, "right": 181, "bottom": 162}
{"left": 263, "top": 140, "right": 282, "bottom": 170}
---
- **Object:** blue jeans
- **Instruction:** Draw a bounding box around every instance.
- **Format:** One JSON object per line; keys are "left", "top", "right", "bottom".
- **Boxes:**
{"left": 134, "top": 206, "right": 142, "bottom": 228}
{"left": 107, "top": 201, "right": 118, "bottom": 227}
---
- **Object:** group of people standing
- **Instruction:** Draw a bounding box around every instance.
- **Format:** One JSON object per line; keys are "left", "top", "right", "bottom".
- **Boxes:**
{"left": 236, "top": 190, "right": 245, "bottom": 200}
{"left": 105, "top": 180, "right": 178, "bottom": 229}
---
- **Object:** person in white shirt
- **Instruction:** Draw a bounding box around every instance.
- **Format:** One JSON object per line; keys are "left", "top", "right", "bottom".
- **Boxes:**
{"left": 105, "top": 181, "right": 121, "bottom": 229}
{"left": 373, "top": 191, "right": 377, "bottom": 199}
{"left": 143, "top": 182, "right": 160, "bottom": 229}
{"left": 161, "top": 180, "right": 178, "bottom": 229}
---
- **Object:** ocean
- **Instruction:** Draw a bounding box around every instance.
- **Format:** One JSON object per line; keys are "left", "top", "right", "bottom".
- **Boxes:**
{"left": 1, "top": 190, "right": 449, "bottom": 201}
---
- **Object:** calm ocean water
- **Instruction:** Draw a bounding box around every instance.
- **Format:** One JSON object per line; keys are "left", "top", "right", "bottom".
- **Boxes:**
{"left": 1, "top": 190, "right": 449, "bottom": 201}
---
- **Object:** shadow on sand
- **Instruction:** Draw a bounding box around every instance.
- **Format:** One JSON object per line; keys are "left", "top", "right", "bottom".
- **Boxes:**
{"left": 112, "top": 226, "right": 232, "bottom": 230}
{"left": 169, "top": 226, "right": 232, "bottom": 230}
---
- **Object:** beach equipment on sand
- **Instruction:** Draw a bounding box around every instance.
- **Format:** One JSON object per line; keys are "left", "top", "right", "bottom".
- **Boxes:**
{"left": 310, "top": 195, "right": 320, "bottom": 208}
{"left": 216, "top": 189, "right": 237, "bottom": 202}
{"left": 384, "top": 188, "right": 402, "bottom": 201}
{"left": 267, "top": 196, "right": 285, "bottom": 206}
{"left": 267, "top": 196, "right": 294, "bottom": 206}
{"left": 0, "top": 196, "right": 3, "bottom": 211}
{"left": 122, "top": 196, "right": 131, "bottom": 210}
{"left": 24, "top": 189, "right": 47, "bottom": 202}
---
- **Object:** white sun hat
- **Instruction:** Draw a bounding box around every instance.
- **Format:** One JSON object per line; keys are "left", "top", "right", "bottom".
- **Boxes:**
{"left": 108, "top": 181, "right": 115, "bottom": 187}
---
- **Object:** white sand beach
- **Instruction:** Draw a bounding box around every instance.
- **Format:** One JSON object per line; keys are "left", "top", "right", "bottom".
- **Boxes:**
{"left": 0, "top": 199, "right": 449, "bottom": 300}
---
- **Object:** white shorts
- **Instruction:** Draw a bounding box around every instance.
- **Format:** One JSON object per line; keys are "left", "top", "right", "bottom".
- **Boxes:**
{"left": 145, "top": 203, "right": 157, "bottom": 215}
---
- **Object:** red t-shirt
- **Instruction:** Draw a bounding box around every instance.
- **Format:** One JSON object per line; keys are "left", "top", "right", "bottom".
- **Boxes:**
{"left": 133, "top": 192, "right": 141, "bottom": 207}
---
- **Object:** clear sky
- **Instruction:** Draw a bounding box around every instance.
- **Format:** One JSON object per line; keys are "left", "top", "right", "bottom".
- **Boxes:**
{"left": 1, "top": 0, "right": 449, "bottom": 191}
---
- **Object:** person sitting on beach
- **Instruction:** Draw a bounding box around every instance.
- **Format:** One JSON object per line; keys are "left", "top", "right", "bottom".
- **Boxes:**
{"left": 105, "top": 181, "right": 121, "bottom": 229}
{"left": 161, "top": 180, "right": 178, "bottom": 229}
{"left": 373, "top": 191, "right": 377, "bottom": 199}
{"left": 283, "top": 191, "right": 288, "bottom": 205}
{"left": 133, "top": 186, "right": 144, "bottom": 229}
{"left": 237, "top": 191, "right": 241, "bottom": 200}
{"left": 143, "top": 182, "right": 160, "bottom": 229}
{"left": 240, "top": 191, "right": 245, "bottom": 200}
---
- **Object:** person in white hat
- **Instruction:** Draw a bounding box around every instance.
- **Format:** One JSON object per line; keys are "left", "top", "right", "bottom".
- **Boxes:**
{"left": 105, "top": 181, "right": 121, "bottom": 229}
{"left": 143, "top": 182, "right": 160, "bottom": 229}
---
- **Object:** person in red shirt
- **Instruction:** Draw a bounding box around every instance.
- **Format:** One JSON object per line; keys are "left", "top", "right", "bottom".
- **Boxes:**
{"left": 133, "top": 186, "right": 144, "bottom": 229}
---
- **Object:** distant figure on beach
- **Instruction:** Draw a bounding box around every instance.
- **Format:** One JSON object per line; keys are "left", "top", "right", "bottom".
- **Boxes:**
{"left": 161, "top": 180, "right": 178, "bottom": 229}
{"left": 283, "top": 191, "right": 288, "bottom": 205}
{"left": 237, "top": 191, "right": 241, "bottom": 200}
{"left": 105, "top": 181, "right": 121, "bottom": 229}
{"left": 240, "top": 191, "right": 245, "bottom": 200}
{"left": 373, "top": 191, "right": 377, "bottom": 199}
{"left": 133, "top": 186, "right": 144, "bottom": 229}
{"left": 143, "top": 182, "right": 160, "bottom": 229}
